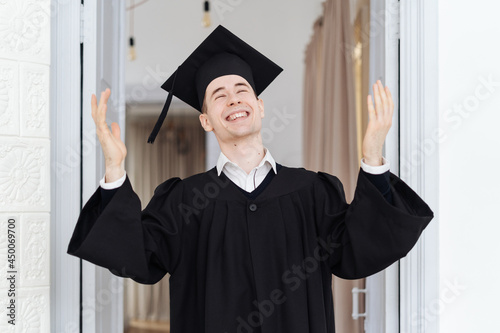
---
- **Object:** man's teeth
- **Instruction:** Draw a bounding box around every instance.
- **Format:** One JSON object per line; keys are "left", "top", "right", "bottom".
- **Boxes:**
{"left": 227, "top": 112, "right": 248, "bottom": 121}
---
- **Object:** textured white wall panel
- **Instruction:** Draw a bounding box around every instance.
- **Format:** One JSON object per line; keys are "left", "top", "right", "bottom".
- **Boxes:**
{"left": 0, "top": 292, "right": 16, "bottom": 332}
{"left": 0, "top": 138, "right": 50, "bottom": 211}
{"left": 20, "top": 63, "right": 50, "bottom": 138}
{"left": 0, "top": 214, "right": 20, "bottom": 290}
{"left": 0, "top": 0, "right": 51, "bottom": 65}
{"left": 19, "top": 213, "right": 50, "bottom": 287}
{"left": 0, "top": 60, "right": 19, "bottom": 136}
{"left": 17, "top": 287, "right": 50, "bottom": 332}
{"left": 0, "top": 199, "right": 51, "bottom": 327}
{"left": 0, "top": 0, "right": 51, "bottom": 332}
{"left": 0, "top": 286, "right": 51, "bottom": 333}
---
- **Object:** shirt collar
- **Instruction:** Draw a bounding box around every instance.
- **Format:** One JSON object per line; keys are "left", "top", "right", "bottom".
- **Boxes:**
{"left": 216, "top": 147, "right": 277, "bottom": 176}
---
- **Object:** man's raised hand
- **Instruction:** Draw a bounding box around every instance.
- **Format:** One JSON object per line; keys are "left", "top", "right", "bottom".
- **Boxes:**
{"left": 362, "top": 80, "right": 394, "bottom": 166}
{"left": 91, "top": 88, "right": 127, "bottom": 183}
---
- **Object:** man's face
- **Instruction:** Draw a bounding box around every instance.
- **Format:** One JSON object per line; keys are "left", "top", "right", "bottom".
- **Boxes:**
{"left": 199, "top": 74, "right": 265, "bottom": 143}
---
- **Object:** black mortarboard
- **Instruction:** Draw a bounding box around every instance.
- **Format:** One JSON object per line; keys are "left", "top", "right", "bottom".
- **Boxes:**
{"left": 147, "top": 25, "right": 283, "bottom": 143}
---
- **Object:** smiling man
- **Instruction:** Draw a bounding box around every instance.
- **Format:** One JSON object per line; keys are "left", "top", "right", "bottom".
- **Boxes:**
{"left": 68, "top": 26, "right": 433, "bottom": 333}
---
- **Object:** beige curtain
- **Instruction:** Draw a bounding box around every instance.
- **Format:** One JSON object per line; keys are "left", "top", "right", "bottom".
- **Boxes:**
{"left": 303, "top": 0, "right": 365, "bottom": 332}
{"left": 124, "top": 114, "right": 206, "bottom": 328}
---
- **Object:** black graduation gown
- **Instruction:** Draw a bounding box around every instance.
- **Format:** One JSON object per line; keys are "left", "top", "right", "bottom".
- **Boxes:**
{"left": 67, "top": 165, "right": 433, "bottom": 333}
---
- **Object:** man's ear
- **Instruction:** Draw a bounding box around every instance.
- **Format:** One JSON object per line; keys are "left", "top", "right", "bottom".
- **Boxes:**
{"left": 199, "top": 113, "right": 213, "bottom": 132}
{"left": 258, "top": 98, "right": 265, "bottom": 118}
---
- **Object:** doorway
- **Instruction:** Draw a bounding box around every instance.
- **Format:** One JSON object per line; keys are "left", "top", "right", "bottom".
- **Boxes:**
{"left": 69, "top": 0, "right": 401, "bottom": 332}
{"left": 123, "top": 104, "right": 206, "bottom": 332}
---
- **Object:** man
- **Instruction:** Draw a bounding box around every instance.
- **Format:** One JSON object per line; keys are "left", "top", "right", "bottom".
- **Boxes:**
{"left": 68, "top": 26, "right": 433, "bottom": 333}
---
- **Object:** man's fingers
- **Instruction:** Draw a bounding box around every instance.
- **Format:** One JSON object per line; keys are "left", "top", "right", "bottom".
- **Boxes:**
{"left": 367, "top": 95, "right": 376, "bottom": 122}
{"left": 94, "top": 93, "right": 110, "bottom": 136}
{"left": 95, "top": 89, "right": 111, "bottom": 124}
{"left": 111, "top": 122, "right": 121, "bottom": 141}
{"left": 376, "top": 80, "right": 389, "bottom": 111}
{"left": 96, "top": 89, "right": 110, "bottom": 120}
{"left": 96, "top": 104, "right": 108, "bottom": 125}
{"left": 91, "top": 94, "right": 97, "bottom": 122}
{"left": 373, "top": 83, "right": 383, "bottom": 117}
{"left": 98, "top": 88, "right": 111, "bottom": 109}
{"left": 385, "top": 86, "right": 394, "bottom": 113}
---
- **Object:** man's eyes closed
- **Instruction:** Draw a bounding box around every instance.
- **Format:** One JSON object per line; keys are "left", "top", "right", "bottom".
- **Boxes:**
{"left": 214, "top": 90, "right": 246, "bottom": 100}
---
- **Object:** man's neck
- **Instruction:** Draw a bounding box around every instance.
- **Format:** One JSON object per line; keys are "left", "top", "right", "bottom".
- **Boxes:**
{"left": 218, "top": 136, "right": 265, "bottom": 174}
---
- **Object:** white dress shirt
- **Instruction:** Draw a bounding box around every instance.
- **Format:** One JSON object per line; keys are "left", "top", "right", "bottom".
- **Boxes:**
{"left": 100, "top": 149, "right": 390, "bottom": 191}
{"left": 216, "top": 148, "right": 277, "bottom": 192}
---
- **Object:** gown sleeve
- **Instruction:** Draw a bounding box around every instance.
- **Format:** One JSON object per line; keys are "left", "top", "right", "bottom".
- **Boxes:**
{"left": 316, "top": 169, "right": 434, "bottom": 279}
{"left": 362, "top": 170, "right": 393, "bottom": 204}
{"left": 67, "top": 176, "right": 184, "bottom": 284}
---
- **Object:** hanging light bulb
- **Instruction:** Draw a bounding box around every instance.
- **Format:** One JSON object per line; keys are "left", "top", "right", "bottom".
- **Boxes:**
{"left": 128, "top": 37, "right": 137, "bottom": 61}
{"left": 128, "top": 0, "right": 137, "bottom": 61}
{"left": 202, "top": 1, "right": 211, "bottom": 28}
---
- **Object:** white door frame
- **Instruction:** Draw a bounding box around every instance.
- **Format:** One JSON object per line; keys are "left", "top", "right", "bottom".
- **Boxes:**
{"left": 399, "top": 1, "right": 439, "bottom": 333}
{"left": 51, "top": 1, "right": 438, "bottom": 332}
{"left": 81, "top": 0, "right": 126, "bottom": 332}
{"left": 50, "top": 1, "right": 82, "bottom": 332}
{"left": 364, "top": 0, "right": 400, "bottom": 332}
{"left": 366, "top": 1, "right": 439, "bottom": 333}
{"left": 51, "top": 0, "right": 126, "bottom": 332}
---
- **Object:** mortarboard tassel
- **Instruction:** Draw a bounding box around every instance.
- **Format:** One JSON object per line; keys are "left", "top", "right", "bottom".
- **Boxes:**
{"left": 147, "top": 69, "right": 178, "bottom": 143}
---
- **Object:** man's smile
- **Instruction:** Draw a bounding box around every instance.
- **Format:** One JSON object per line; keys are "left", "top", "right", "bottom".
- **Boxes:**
{"left": 226, "top": 110, "right": 250, "bottom": 122}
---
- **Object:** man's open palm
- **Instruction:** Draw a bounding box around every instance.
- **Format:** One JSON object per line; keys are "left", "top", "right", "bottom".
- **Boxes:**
{"left": 91, "top": 88, "right": 127, "bottom": 182}
{"left": 362, "top": 80, "right": 394, "bottom": 166}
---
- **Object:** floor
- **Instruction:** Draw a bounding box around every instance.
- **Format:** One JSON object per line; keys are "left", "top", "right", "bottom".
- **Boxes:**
{"left": 125, "top": 320, "right": 170, "bottom": 333}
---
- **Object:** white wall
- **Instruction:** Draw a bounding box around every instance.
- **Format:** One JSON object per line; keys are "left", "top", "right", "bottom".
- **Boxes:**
{"left": 125, "top": 0, "right": 324, "bottom": 167}
{"left": 438, "top": 1, "right": 500, "bottom": 331}
{"left": 0, "top": 0, "right": 51, "bottom": 332}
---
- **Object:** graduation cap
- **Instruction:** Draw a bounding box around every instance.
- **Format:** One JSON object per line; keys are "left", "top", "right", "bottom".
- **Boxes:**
{"left": 147, "top": 25, "right": 283, "bottom": 143}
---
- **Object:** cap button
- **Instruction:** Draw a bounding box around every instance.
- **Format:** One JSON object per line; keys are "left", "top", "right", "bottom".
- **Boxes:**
{"left": 249, "top": 203, "right": 257, "bottom": 212}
